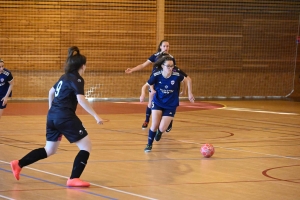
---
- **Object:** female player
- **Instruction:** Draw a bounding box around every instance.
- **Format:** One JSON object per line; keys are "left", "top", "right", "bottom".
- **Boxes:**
{"left": 125, "top": 40, "right": 192, "bottom": 131}
{"left": 0, "top": 58, "right": 14, "bottom": 120}
{"left": 10, "top": 46, "right": 104, "bottom": 187}
{"left": 139, "top": 52, "right": 190, "bottom": 102}
{"left": 144, "top": 55, "right": 194, "bottom": 152}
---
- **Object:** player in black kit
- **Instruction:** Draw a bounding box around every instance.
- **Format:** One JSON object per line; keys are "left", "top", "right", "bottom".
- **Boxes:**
{"left": 10, "top": 46, "right": 104, "bottom": 187}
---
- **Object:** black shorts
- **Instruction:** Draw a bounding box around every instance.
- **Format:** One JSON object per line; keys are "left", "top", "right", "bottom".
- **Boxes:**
{"left": 0, "top": 103, "right": 7, "bottom": 109}
{"left": 46, "top": 116, "right": 88, "bottom": 143}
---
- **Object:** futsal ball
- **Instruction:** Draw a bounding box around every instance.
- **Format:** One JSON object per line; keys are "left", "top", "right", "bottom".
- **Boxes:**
{"left": 200, "top": 143, "right": 215, "bottom": 158}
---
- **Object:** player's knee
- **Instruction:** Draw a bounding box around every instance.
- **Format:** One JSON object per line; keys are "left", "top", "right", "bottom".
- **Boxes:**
{"left": 158, "top": 126, "right": 166, "bottom": 133}
{"left": 78, "top": 137, "right": 92, "bottom": 152}
{"left": 159, "top": 128, "right": 166, "bottom": 133}
{"left": 45, "top": 147, "right": 57, "bottom": 156}
{"left": 150, "top": 124, "right": 159, "bottom": 131}
{"left": 86, "top": 142, "right": 92, "bottom": 152}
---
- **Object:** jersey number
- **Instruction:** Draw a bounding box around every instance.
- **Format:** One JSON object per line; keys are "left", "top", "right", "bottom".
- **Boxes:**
{"left": 55, "top": 81, "right": 63, "bottom": 97}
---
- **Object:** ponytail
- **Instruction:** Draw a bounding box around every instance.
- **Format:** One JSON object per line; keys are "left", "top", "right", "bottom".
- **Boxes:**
{"left": 64, "top": 46, "right": 86, "bottom": 73}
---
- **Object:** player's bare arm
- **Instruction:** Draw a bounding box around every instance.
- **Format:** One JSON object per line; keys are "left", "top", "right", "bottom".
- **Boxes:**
{"left": 48, "top": 87, "right": 55, "bottom": 109}
{"left": 2, "top": 79, "right": 14, "bottom": 106}
{"left": 140, "top": 83, "right": 148, "bottom": 102}
{"left": 77, "top": 94, "right": 104, "bottom": 124}
{"left": 184, "top": 77, "right": 195, "bottom": 103}
{"left": 125, "top": 60, "right": 151, "bottom": 74}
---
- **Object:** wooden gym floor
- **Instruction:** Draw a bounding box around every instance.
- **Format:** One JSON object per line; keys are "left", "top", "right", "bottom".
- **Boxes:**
{"left": 0, "top": 99, "right": 299, "bottom": 200}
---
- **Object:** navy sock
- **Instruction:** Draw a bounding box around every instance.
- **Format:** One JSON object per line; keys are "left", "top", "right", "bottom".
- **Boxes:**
{"left": 70, "top": 150, "right": 90, "bottom": 179}
{"left": 147, "top": 129, "right": 156, "bottom": 145}
{"left": 19, "top": 148, "right": 47, "bottom": 168}
{"left": 145, "top": 106, "right": 152, "bottom": 122}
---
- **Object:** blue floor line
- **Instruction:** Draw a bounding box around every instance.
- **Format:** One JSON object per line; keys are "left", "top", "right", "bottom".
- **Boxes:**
{"left": 0, "top": 167, "right": 118, "bottom": 200}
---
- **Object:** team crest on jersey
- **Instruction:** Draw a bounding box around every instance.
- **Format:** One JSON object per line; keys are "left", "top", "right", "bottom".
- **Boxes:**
{"left": 0, "top": 78, "right": 4, "bottom": 82}
{"left": 165, "top": 85, "right": 168, "bottom": 89}
{"left": 171, "top": 80, "right": 175, "bottom": 85}
{"left": 77, "top": 79, "right": 81, "bottom": 82}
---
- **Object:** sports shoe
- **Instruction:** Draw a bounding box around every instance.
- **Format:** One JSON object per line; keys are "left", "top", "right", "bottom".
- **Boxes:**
{"left": 67, "top": 178, "right": 90, "bottom": 187}
{"left": 142, "top": 121, "right": 149, "bottom": 129}
{"left": 166, "top": 120, "right": 173, "bottom": 132}
{"left": 155, "top": 130, "right": 163, "bottom": 141}
{"left": 144, "top": 144, "right": 152, "bottom": 152}
{"left": 10, "top": 160, "right": 22, "bottom": 180}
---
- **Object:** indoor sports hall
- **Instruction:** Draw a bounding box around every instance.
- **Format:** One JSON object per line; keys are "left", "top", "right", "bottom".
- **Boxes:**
{"left": 0, "top": 1, "right": 300, "bottom": 200}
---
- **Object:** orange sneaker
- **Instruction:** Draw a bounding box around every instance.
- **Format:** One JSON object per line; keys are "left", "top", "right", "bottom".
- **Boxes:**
{"left": 66, "top": 178, "right": 90, "bottom": 187}
{"left": 10, "top": 160, "right": 22, "bottom": 180}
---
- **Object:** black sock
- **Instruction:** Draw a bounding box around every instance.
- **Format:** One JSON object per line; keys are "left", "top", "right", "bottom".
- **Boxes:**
{"left": 169, "top": 120, "right": 173, "bottom": 127}
{"left": 157, "top": 128, "right": 163, "bottom": 135}
{"left": 18, "top": 148, "right": 47, "bottom": 168}
{"left": 145, "top": 106, "right": 152, "bottom": 122}
{"left": 70, "top": 150, "right": 90, "bottom": 179}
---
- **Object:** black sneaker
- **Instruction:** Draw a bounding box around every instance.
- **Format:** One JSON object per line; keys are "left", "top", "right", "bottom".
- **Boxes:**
{"left": 155, "top": 130, "right": 163, "bottom": 141}
{"left": 142, "top": 121, "right": 149, "bottom": 129}
{"left": 166, "top": 120, "right": 173, "bottom": 132}
{"left": 144, "top": 144, "right": 152, "bottom": 152}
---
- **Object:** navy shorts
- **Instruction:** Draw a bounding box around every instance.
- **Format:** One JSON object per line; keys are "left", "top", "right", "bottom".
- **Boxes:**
{"left": 46, "top": 116, "right": 88, "bottom": 143}
{"left": 151, "top": 101, "right": 177, "bottom": 117}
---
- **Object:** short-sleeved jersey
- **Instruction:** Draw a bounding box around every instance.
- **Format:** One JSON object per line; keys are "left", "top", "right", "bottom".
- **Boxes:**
{"left": 148, "top": 52, "right": 177, "bottom": 72}
{"left": 173, "top": 66, "right": 188, "bottom": 77}
{"left": 151, "top": 66, "right": 188, "bottom": 77}
{"left": 147, "top": 70, "right": 185, "bottom": 109}
{"left": 48, "top": 71, "right": 85, "bottom": 119}
{"left": 0, "top": 68, "right": 13, "bottom": 97}
{"left": 150, "top": 67, "right": 188, "bottom": 92}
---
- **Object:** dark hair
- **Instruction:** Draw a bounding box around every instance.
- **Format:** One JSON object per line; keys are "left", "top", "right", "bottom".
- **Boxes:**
{"left": 156, "top": 51, "right": 176, "bottom": 65}
{"left": 64, "top": 46, "right": 86, "bottom": 73}
{"left": 156, "top": 51, "right": 170, "bottom": 60}
{"left": 153, "top": 55, "right": 174, "bottom": 70}
{"left": 0, "top": 58, "right": 4, "bottom": 63}
{"left": 157, "top": 39, "right": 168, "bottom": 52}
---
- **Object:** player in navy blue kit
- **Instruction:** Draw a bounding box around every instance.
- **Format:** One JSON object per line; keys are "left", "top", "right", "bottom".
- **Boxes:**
{"left": 10, "top": 47, "right": 104, "bottom": 187}
{"left": 140, "top": 52, "right": 190, "bottom": 101}
{"left": 0, "top": 58, "right": 14, "bottom": 120}
{"left": 125, "top": 40, "right": 192, "bottom": 131}
{"left": 144, "top": 55, "right": 194, "bottom": 152}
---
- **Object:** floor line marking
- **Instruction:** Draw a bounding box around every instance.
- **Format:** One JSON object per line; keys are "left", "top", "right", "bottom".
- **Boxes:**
{"left": 222, "top": 107, "right": 299, "bottom": 115}
{"left": 177, "top": 140, "right": 300, "bottom": 161}
{"left": 0, "top": 167, "right": 116, "bottom": 200}
{"left": 0, "top": 160, "right": 157, "bottom": 200}
{"left": 0, "top": 195, "right": 15, "bottom": 200}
